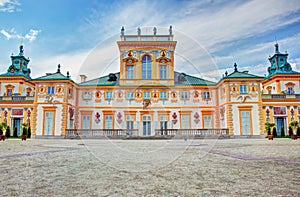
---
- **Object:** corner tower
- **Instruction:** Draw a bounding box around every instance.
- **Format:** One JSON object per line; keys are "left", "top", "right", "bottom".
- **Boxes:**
{"left": 117, "top": 26, "right": 177, "bottom": 86}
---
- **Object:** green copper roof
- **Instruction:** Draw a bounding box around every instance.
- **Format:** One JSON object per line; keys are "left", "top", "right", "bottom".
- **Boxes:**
{"left": 222, "top": 63, "right": 263, "bottom": 79}
{"left": 174, "top": 72, "right": 216, "bottom": 86}
{"left": 34, "top": 72, "right": 72, "bottom": 81}
{"left": 79, "top": 73, "right": 120, "bottom": 86}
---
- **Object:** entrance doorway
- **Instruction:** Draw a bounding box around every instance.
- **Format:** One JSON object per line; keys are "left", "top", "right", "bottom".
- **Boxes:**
{"left": 13, "top": 118, "right": 21, "bottom": 136}
{"left": 142, "top": 115, "right": 151, "bottom": 136}
{"left": 275, "top": 117, "right": 285, "bottom": 135}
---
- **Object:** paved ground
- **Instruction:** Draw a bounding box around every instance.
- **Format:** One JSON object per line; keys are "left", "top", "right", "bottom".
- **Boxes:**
{"left": 0, "top": 138, "right": 299, "bottom": 196}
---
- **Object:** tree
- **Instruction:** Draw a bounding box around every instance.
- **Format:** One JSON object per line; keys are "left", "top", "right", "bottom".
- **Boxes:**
{"left": 280, "top": 127, "right": 285, "bottom": 137}
{"left": 0, "top": 125, "right": 3, "bottom": 136}
{"left": 27, "top": 127, "right": 31, "bottom": 138}
{"left": 272, "top": 127, "right": 277, "bottom": 137}
{"left": 13, "top": 127, "right": 18, "bottom": 138}
{"left": 5, "top": 126, "right": 10, "bottom": 138}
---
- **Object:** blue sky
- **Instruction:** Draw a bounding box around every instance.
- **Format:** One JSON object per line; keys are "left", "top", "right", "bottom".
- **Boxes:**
{"left": 0, "top": 0, "right": 300, "bottom": 82}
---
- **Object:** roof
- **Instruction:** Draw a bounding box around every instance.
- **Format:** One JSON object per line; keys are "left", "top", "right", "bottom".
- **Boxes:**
{"left": 174, "top": 72, "right": 216, "bottom": 86}
{"left": 33, "top": 72, "right": 73, "bottom": 81}
{"left": 79, "top": 73, "right": 120, "bottom": 86}
{"left": 224, "top": 71, "right": 263, "bottom": 79}
{"left": 0, "top": 71, "right": 31, "bottom": 79}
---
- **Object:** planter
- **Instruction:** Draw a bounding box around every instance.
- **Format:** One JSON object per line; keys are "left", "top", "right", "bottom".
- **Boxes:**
{"left": 0, "top": 135, "right": 5, "bottom": 141}
{"left": 291, "top": 134, "right": 297, "bottom": 140}
{"left": 268, "top": 135, "right": 273, "bottom": 140}
{"left": 21, "top": 135, "right": 27, "bottom": 141}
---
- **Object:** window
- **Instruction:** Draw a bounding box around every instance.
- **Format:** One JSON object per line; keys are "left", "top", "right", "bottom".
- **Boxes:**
{"left": 142, "top": 115, "right": 151, "bottom": 136}
{"left": 126, "top": 66, "right": 134, "bottom": 79}
{"left": 82, "top": 115, "right": 90, "bottom": 129}
{"left": 126, "top": 115, "right": 134, "bottom": 135}
{"left": 160, "top": 65, "right": 167, "bottom": 79}
{"left": 127, "top": 92, "right": 134, "bottom": 100}
{"left": 160, "top": 92, "right": 167, "bottom": 100}
{"left": 181, "top": 91, "right": 188, "bottom": 99}
{"left": 47, "top": 86, "right": 55, "bottom": 95}
{"left": 287, "top": 87, "right": 293, "bottom": 94}
{"left": 7, "top": 89, "right": 12, "bottom": 96}
{"left": 105, "top": 115, "right": 113, "bottom": 129}
{"left": 181, "top": 115, "right": 190, "bottom": 129}
{"left": 240, "top": 85, "right": 247, "bottom": 94}
{"left": 44, "top": 111, "right": 54, "bottom": 135}
{"left": 142, "top": 55, "right": 152, "bottom": 79}
{"left": 203, "top": 91, "right": 210, "bottom": 99}
{"left": 144, "top": 92, "right": 150, "bottom": 99}
{"left": 83, "top": 92, "right": 91, "bottom": 100}
{"left": 106, "top": 92, "right": 113, "bottom": 100}
{"left": 203, "top": 115, "right": 212, "bottom": 128}
{"left": 160, "top": 115, "right": 168, "bottom": 135}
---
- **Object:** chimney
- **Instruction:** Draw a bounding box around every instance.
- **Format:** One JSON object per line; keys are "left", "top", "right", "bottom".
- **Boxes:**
{"left": 243, "top": 71, "right": 249, "bottom": 74}
{"left": 80, "top": 75, "right": 87, "bottom": 83}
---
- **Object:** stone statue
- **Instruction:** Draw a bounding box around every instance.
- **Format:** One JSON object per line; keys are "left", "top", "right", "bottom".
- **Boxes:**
{"left": 137, "top": 27, "right": 141, "bottom": 35}
{"left": 121, "top": 26, "right": 125, "bottom": 36}
{"left": 153, "top": 27, "right": 157, "bottom": 35}
{"left": 169, "top": 25, "right": 172, "bottom": 35}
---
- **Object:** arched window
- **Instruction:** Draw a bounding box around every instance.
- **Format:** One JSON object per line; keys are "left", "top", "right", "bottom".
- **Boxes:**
{"left": 142, "top": 55, "right": 152, "bottom": 79}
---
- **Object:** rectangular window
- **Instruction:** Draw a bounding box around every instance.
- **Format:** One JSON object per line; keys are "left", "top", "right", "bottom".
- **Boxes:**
{"left": 126, "top": 66, "right": 134, "bottom": 79}
{"left": 203, "top": 92, "right": 210, "bottom": 99}
{"left": 203, "top": 115, "right": 212, "bottom": 128}
{"left": 144, "top": 92, "right": 150, "bottom": 99}
{"left": 127, "top": 92, "right": 134, "bottom": 100}
{"left": 181, "top": 92, "right": 188, "bottom": 99}
{"left": 47, "top": 86, "right": 55, "bottom": 95}
{"left": 160, "top": 65, "right": 167, "bottom": 79}
{"left": 105, "top": 115, "right": 113, "bottom": 129}
{"left": 287, "top": 87, "right": 293, "bottom": 94}
{"left": 83, "top": 92, "right": 91, "bottom": 100}
{"left": 126, "top": 115, "right": 134, "bottom": 135}
{"left": 106, "top": 92, "right": 113, "bottom": 100}
{"left": 82, "top": 115, "right": 91, "bottom": 129}
{"left": 181, "top": 115, "right": 190, "bottom": 129}
{"left": 240, "top": 85, "right": 247, "bottom": 94}
{"left": 160, "top": 92, "right": 167, "bottom": 100}
{"left": 7, "top": 89, "right": 12, "bottom": 96}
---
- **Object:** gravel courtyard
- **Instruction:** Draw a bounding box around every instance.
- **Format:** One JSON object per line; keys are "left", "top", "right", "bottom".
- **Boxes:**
{"left": 0, "top": 138, "right": 299, "bottom": 196}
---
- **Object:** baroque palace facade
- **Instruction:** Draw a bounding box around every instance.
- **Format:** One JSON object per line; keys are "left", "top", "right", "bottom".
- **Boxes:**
{"left": 0, "top": 27, "right": 299, "bottom": 138}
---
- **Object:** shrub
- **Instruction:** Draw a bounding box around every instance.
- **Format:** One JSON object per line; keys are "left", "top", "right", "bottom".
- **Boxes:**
{"left": 272, "top": 127, "right": 277, "bottom": 137}
{"left": 0, "top": 128, "right": 3, "bottom": 136}
{"left": 5, "top": 126, "right": 10, "bottom": 138}
{"left": 297, "top": 127, "right": 300, "bottom": 137}
{"left": 288, "top": 126, "right": 293, "bottom": 136}
{"left": 22, "top": 127, "right": 27, "bottom": 136}
{"left": 13, "top": 127, "right": 18, "bottom": 137}
{"left": 280, "top": 127, "right": 285, "bottom": 137}
{"left": 27, "top": 127, "right": 31, "bottom": 138}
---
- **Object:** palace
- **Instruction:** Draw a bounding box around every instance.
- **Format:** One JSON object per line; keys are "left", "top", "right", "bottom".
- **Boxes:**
{"left": 0, "top": 27, "right": 299, "bottom": 138}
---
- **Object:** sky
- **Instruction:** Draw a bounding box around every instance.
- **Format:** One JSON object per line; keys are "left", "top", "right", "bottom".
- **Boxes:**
{"left": 0, "top": 0, "right": 300, "bottom": 82}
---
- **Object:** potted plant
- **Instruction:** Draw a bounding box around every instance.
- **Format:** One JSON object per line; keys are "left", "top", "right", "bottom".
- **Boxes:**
{"left": 21, "top": 123, "right": 27, "bottom": 141}
{"left": 265, "top": 122, "right": 275, "bottom": 140}
{"left": 272, "top": 127, "right": 277, "bottom": 137}
{"left": 289, "top": 120, "right": 298, "bottom": 140}
{"left": 5, "top": 126, "right": 11, "bottom": 138}
{"left": 27, "top": 126, "right": 31, "bottom": 139}
{"left": 0, "top": 123, "right": 4, "bottom": 141}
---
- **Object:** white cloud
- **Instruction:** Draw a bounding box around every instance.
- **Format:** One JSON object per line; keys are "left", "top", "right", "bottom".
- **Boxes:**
{"left": 0, "top": 0, "right": 20, "bottom": 12}
{"left": 0, "top": 28, "right": 41, "bottom": 42}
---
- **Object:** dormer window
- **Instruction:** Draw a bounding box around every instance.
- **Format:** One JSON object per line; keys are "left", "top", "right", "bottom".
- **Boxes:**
{"left": 47, "top": 86, "right": 55, "bottom": 95}
{"left": 287, "top": 87, "right": 293, "bottom": 94}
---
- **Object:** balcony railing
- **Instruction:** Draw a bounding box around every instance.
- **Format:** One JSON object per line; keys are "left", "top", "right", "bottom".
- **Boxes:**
{"left": 65, "top": 129, "right": 138, "bottom": 138}
{"left": 65, "top": 128, "right": 229, "bottom": 138}
{"left": 155, "top": 129, "right": 229, "bottom": 136}
{"left": 0, "top": 96, "right": 34, "bottom": 102}
{"left": 262, "top": 94, "right": 300, "bottom": 100}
